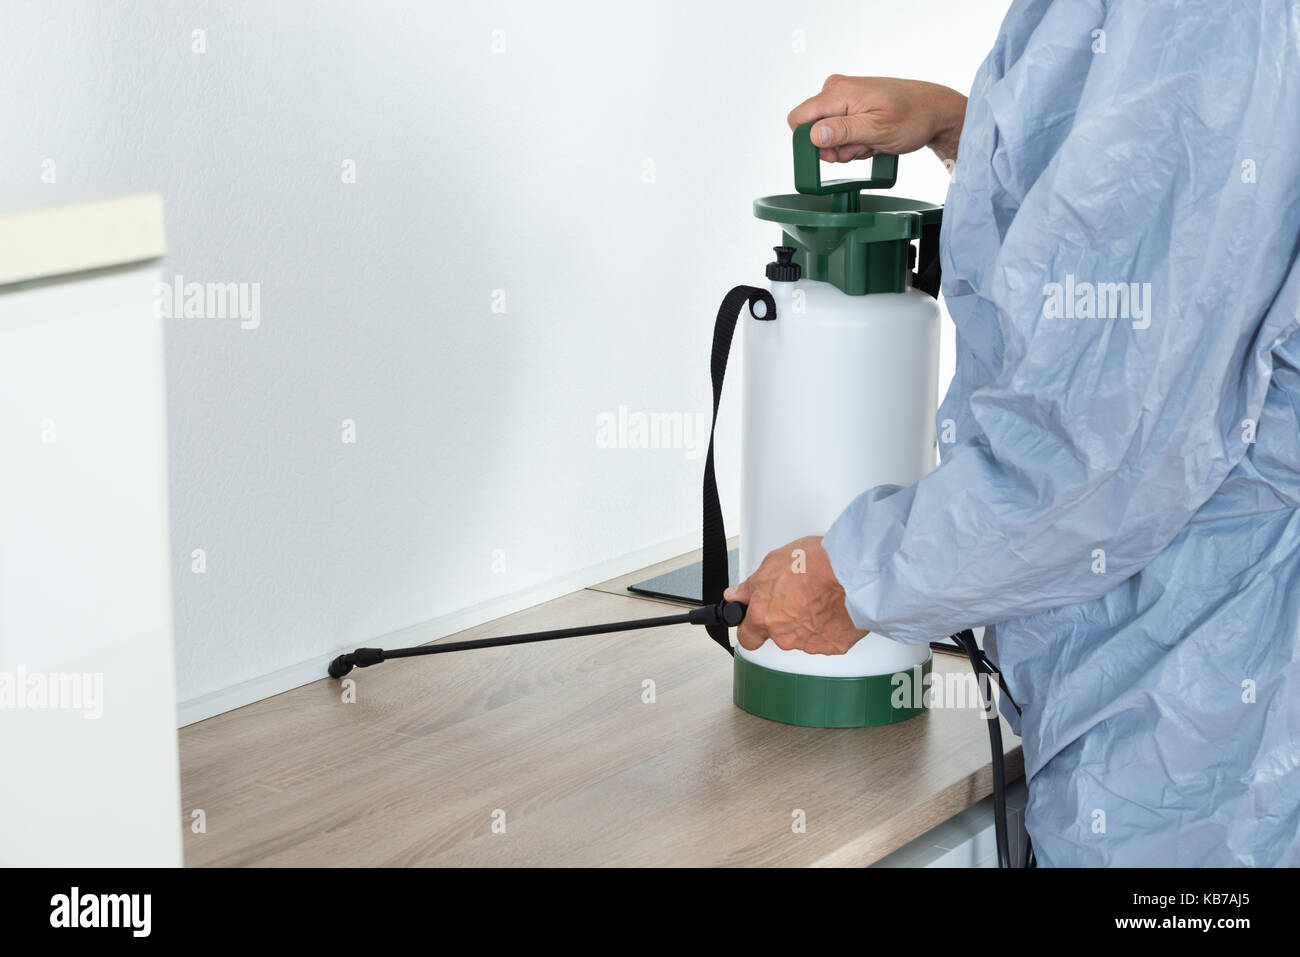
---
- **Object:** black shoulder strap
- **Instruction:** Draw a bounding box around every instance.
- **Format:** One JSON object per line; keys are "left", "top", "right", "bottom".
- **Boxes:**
{"left": 701, "top": 285, "right": 775, "bottom": 653}
{"left": 912, "top": 221, "right": 942, "bottom": 299}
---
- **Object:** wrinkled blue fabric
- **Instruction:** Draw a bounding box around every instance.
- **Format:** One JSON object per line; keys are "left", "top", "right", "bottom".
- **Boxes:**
{"left": 823, "top": 0, "right": 1300, "bottom": 866}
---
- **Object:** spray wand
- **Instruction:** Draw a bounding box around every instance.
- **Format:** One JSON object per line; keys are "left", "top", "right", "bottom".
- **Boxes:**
{"left": 327, "top": 599, "right": 746, "bottom": 678}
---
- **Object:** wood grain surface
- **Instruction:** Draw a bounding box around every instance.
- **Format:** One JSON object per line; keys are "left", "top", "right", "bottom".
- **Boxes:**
{"left": 181, "top": 582, "right": 1022, "bottom": 867}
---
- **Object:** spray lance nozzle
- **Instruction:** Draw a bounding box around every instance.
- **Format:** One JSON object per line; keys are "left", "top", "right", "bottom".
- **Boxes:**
{"left": 326, "top": 599, "right": 747, "bottom": 679}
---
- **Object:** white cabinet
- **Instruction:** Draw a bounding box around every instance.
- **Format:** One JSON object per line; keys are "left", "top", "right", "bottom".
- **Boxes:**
{"left": 0, "top": 192, "right": 180, "bottom": 866}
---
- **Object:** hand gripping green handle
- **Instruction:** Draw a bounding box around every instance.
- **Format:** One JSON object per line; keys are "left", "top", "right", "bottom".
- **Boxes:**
{"left": 792, "top": 121, "right": 897, "bottom": 213}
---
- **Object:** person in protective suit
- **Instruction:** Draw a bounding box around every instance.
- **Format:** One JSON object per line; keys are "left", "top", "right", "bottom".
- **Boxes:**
{"left": 727, "top": 0, "right": 1300, "bottom": 866}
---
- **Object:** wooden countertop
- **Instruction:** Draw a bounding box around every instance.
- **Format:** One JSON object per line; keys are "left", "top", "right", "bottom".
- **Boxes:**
{"left": 180, "top": 555, "right": 1023, "bottom": 867}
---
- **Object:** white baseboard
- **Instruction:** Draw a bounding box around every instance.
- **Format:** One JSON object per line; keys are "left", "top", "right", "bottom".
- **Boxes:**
{"left": 175, "top": 525, "right": 724, "bottom": 727}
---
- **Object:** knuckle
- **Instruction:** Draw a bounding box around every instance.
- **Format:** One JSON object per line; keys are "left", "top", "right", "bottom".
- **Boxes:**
{"left": 770, "top": 631, "right": 798, "bottom": 651}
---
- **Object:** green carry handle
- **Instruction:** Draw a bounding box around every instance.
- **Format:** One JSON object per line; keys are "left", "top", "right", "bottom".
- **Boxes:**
{"left": 792, "top": 121, "right": 898, "bottom": 213}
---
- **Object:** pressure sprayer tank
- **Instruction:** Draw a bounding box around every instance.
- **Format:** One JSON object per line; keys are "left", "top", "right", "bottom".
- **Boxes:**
{"left": 732, "top": 123, "right": 943, "bottom": 727}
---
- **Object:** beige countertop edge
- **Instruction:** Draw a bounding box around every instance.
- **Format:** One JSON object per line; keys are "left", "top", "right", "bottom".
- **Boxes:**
{"left": 0, "top": 192, "right": 166, "bottom": 287}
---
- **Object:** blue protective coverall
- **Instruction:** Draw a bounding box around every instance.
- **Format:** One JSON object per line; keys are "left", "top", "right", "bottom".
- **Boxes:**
{"left": 823, "top": 0, "right": 1300, "bottom": 865}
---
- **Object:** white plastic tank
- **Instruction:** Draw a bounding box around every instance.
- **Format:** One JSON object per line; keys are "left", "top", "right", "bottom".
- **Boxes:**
{"left": 738, "top": 275, "right": 940, "bottom": 678}
{"left": 735, "top": 121, "right": 945, "bottom": 697}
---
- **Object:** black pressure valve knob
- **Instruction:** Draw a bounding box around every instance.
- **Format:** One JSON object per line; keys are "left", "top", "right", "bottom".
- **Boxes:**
{"left": 766, "top": 246, "right": 801, "bottom": 282}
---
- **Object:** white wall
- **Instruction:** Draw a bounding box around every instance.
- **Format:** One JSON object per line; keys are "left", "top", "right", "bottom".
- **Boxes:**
{"left": 1, "top": 0, "right": 1006, "bottom": 718}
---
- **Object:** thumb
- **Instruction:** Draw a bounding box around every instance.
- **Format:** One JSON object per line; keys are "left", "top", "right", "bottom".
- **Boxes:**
{"left": 810, "top": 113, "right": 879, "bottom": 150}
{"left": 724, "top": 578, "right": 754, "bottom": 604}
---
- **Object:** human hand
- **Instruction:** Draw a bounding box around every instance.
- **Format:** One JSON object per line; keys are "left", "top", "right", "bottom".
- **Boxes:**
{"left": 724, "top": 536, "right": 868, "bottom": 655}
{"left": 787, "top": 75, "right": 967, "bottom": 166}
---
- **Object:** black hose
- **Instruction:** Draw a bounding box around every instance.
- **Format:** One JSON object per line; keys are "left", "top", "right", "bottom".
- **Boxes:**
{"left": 951, "top": 628, "right": 1011, "bottom": 869}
